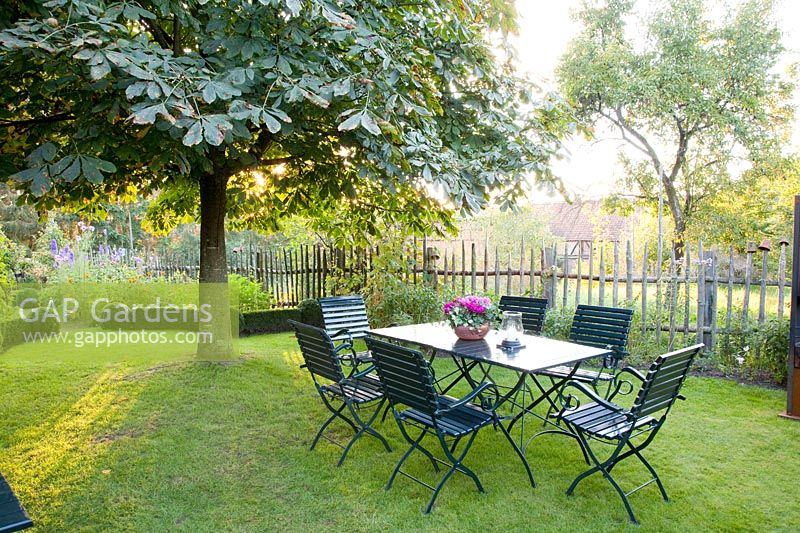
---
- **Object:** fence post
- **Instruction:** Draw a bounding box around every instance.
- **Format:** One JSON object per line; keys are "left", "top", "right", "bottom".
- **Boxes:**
{"left": 612, "top": 241, "right": 620, "bottom": 307}
{"left": 562, "top": 242, "right": 569, "bottom": 307}
{"left": 471, "top": 242, "right": 477, "bottom": 292}
{"left": 696, "top": 241, "right": 706, "bottom": 347}
{"left": 575, "top": 245, "right": 582, "bottom": 305}
{"left": 669, "top": 246, "right": 678, "bottom": 349}
{"left": 683, "top": 243, "right": 691, "bottom": 342}
{"left": 758, "top": 239, "right": 771, "bottom": 324}
{"left": 779, "top": 237, "right": 789, "bottom": 318}
{"left": 626, "top": 240, "right": 634, "bottom": 303}
{"left": 743, "top": 241, "right": 755, "bottom": 322}
{"left": 710, "top": 250, "right": 719, "bottom": 351}
{"left": 518, "top": 238, "right": 525, "bottom": 295}
{"left": 642, "top": 243, "right": 648, "bottom": 337}
{"left": 494, "top": 246, "right": 500, "bottom": 295}
{"left": 588, "top": 241, "right": 594, "bottom": 305}
{"left": 483, "top": 235, "right": 489, "bottom": 292}
{"left": 599, "top": 243, "right": 606, "bottom": 306}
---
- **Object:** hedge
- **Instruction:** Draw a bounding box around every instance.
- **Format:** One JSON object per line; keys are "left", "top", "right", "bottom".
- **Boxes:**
{"left": 239, "top": 309, "right": 301, "bottom": 335}
{"left": 0, "top": 315, "right": 61, "bottom": 352}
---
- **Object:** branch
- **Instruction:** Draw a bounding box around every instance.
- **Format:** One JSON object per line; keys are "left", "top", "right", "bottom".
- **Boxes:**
{"left": 172, "top": 15, "right": 181, "bottom": 56}
{"left": 0, "top": 113, "right": 74, "bottom": 127}
{"left": 140, "top": 18, "right": 173, "bottom": 50}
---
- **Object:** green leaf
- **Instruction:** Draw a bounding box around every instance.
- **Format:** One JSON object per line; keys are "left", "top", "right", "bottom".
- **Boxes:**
{"left": 361, "top": 113, "right": 381, "bottom": 135}
{"left": 61, "top": 157, "right": 81, "bottom": 182}
{"left": 262, "top": 112, "right": 282, "bottom": 134}
{"left": 337, "top": 112, "right": 363, "bottom": 131}
{"left": 183, "top": 120, "right": 204, "bottom": 146}
{"left": 131, "top": 103, "right": 168, "bottom": 125}
{"left": 90, "top": 60, "right": 111, "bottom": 80}
{"left": 286, "top": 0, "right": 301, "bottom": 17}
{"left": 27, "top": 143, "right": 57, "bottom": 165}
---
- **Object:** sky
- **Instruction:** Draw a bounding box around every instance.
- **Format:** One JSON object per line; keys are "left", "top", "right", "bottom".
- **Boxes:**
{"left": 509, "top": 0, "right": 800, "bottom": 202}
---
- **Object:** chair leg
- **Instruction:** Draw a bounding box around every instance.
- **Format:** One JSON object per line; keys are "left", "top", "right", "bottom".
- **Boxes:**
{"left": 425, "top": 431, "right": 482, "bottom": 514}
{"left": 387, "top": 425, "right": 439, "bottom": 491}
{"left": 566, "top": 429, "right": 639, "bottom": 524}
{"left": 311, "top": 402, "right": 355, "bottom": 451}
{"left": 338, "top": 399, "right": 392, "bottom": 467}
{"left": 622, "top": 440, "right": 669, "bottom": 502}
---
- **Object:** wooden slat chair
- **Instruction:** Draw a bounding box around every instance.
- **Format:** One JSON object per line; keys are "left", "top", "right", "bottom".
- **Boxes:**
{"left": 365, "top": 336, "right": 534, "bottom": 514}
{"left": 554, "top": 344, "right": 703, "bottom": 524}
{"left": 499, "top": 295, "right": 549, "bottom": 335}
{"left": 0, "top": 472, "right": 32, "bottom": 533}
{"left": 289, "top": 320, "right": 391, "bottom": 466}
{"left": 537, "top": 305, "right": 634, "bottom": 394}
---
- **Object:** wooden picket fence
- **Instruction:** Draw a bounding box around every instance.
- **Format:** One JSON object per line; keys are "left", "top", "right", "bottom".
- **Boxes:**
{"left": 145, "top": 237, "right": 792, "bottom": 352}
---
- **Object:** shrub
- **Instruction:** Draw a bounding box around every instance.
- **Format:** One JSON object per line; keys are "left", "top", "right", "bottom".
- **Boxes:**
{"left": 0, "top": 315, "right": 61, "bottom": 352}
{"left": 240, "top": 309, "right": 300, "bottom": 335}
{"left": 717, "top": 316, "right": 789, "bottom": 385}
{"left": 229, "top": 274, "right": 272, "bottom": 312}
{"left": 541, "top": 306, "right": 573, "bottom": 340}
{"left": 363, "top": 272, "right": 442, "bottom": 328}
{"left": 297, "top": 298, "right": 323, "bottom": 327}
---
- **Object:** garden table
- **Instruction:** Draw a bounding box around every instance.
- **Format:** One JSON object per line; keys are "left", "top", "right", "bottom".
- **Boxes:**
{"left": 370, "top": 322, "right": 612, "bottom": 451}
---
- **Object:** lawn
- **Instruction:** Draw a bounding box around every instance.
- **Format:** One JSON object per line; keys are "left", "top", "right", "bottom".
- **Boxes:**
{"left": 1, "top": 332, "right": 799, "bottom": 532}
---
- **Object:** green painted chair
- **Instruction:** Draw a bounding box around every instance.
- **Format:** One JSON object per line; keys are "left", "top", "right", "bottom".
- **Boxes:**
{"left": 0, "top": 472, "right": 32, "bottom": 532}
{"left": 289, "top": 320, "right": 391, "bottom": 466}
{"left": 366, "top": 336, "right": 534, "bottom": 514}
{"left": 498, "top": 295, "right": 549, "bottom": 335}
{"left": 554, "top": 343, "right": 703, "bottom": 524}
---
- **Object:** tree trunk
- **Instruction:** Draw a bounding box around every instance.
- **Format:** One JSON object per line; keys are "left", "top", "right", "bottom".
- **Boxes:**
{"left": 197, "top": 170, "right": 234, "bottom": 359}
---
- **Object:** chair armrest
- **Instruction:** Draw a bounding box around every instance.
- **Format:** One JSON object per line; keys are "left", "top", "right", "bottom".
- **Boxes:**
{"left": 557, "top": 380, "right": 625, "bottom": 418}
{"left": 436, "top": 382, "right": 500, "bottom": 414}
{"left": 349, "top": 365, "right": 376, "bottom": 380}
{"left": 607, "top": 366, "right": 646, "bottom": 401}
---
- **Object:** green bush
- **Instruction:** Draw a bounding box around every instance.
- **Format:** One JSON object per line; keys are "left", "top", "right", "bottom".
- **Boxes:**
{"left": 297, "top": 298, "right": 323, "bottom": 327}
{"left": 717, "top": 316, "right": 789, "bottom": 385}
{"left": 229, "top": 274, "right": 272, "bottom": 312}
{"left": 363, "top": 272, "right": 443, "bottom": 328}
{"left": 541, "top": 306, "right": 573, "bottom": 340}
{"left": 0, "top": 315, "right": 61, "bottom": 352}
{"left": 240, "top": 309, "right": 300, "bottom": 335}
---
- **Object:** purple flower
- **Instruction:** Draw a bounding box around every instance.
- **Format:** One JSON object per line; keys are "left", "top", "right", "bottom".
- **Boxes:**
{"left": 50, "top": 239, "right": 58, "bottom": 255}
{"left": 443, "top": 301, "right": 455, "bottom": 314}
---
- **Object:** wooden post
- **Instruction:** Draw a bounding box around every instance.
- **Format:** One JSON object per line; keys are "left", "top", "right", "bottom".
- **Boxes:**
{"left": 461, "top": 240, "right": 466, "bottom": 294}
{"left": 726, "top": 246, "right": 734, "bottom": 344}
{"left": 669, "top": 246, "right": 678, "bottom": 349}
{"left": 683, "top": 243, "right": 691, "bottom": 341}
{"left": 519, "top": 238, "right": 525, "bottom": 295}
{"left": 471, "top": 242, "right": 477, "bottom": 292}
{"left": 483, "top": 235, "right": 489, "bottom": 292}
{"left": 551, "top": 246, "right": 558, "bottom": 307}
{"left": 710, "top": 250, "right": 719, "bottom": 351}
{"left": 452, "top": 250, "right": 457, "bottom": 292}
{"left": 494, "top": 246, "right": 500, "bottom": 295}
{"left": 612, "top": 241, "right": 620, "bottom": 307}
{"left": 413, "top": 237, "right": 418, "bottom": 285}
{"left": 626, "top": 240, "right": 634, "bottom": 303}
{"left": 588, "top": 241, "right": 594, "bottom": 305}
{"left": 529, "top": 249, "right": 536, "bottom": 296}
{"left": 575, "top": 245, "right": 582, "bottom": 305}
{"left": 507, "top": 251, "right": 513, "bottom": 296}
{"left": 781, "top": 195, "right": 800, "bottom": 420}
{"left": 443, "top": 254, "right": 449, "bottom": 288}
{"left": 696, "top": 241, "right": 706, "bottom": 347}
{"left": 743, "top": 241, "right": 756, "bottom": 322}
{"left": 598, "top": 244, "right": 606, "bottom": 306}
{"left": 779, "top": 238, "right": 788, "bottom": 318}
{"left": 562, "top": 242, "right": 569, "bottom": 307}
{"left": 642, "top": 243, "right": 648, "bottom": 337}
{"left": 758, "top": 239, "right": 771, "bottom": 324}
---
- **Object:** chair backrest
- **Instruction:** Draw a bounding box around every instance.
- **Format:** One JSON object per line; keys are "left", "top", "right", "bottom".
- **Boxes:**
{"left": 632, "top": 344, "right": 703, "bottom": 418}
{"left": 289, "top": 320, "right": 345, "bottom": 383}
{"left": 365, "top": 336, "right": 439, "bottom": 416}
{"left": 499, "top": 295, "right": 548, "bottom": 335}
{"left": 319, "top": 295, "right": 370, "bottom": 341}
{"left": 569, "top": 305, "right": 634, "bottom": 362}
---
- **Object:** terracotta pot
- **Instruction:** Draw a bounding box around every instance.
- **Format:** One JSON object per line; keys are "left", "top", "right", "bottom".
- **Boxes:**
{"left": 453, "top": 322, "right": 491, "bottom": 340}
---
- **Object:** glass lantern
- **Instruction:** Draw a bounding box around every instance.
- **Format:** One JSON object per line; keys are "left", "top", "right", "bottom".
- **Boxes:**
{"left": 500, "top": 311, "right": 524, "bottom": 349}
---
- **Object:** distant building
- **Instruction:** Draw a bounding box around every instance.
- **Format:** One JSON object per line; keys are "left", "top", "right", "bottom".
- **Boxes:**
{"left": 531, "top": 200, "right": 636, "bottom": 258}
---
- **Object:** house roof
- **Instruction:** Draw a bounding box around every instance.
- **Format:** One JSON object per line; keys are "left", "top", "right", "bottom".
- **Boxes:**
{"left": 532, "top": 200, "right": 632, "bottom": 242}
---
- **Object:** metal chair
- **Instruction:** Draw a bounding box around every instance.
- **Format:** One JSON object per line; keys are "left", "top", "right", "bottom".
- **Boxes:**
{"left": 537, "top": 305, "right": 634, "bottom": 394}
{"left": 365, "top": 336, "right": 534, "bottom": 514}
{"left": 319, "top": 295, "right": 371, "bottom": 342}
{"left": 289, "top": 320, "right": 391, "bottom": 466}
{"left": 0, "top": 472, "right": 32, "bottom": 533}
{"left": 554, "top": 343, "right": 703, "bottom": 524}
{"left": 499, "top": 295, "right": 549, "bottom": 335}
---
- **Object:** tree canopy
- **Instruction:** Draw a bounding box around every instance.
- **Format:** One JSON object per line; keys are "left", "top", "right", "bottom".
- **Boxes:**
{"left": 0, "top": 0, "right": 572, "bottom": 254}
{"left": 558, "top": 0, "right": 794, "bottom": 255}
